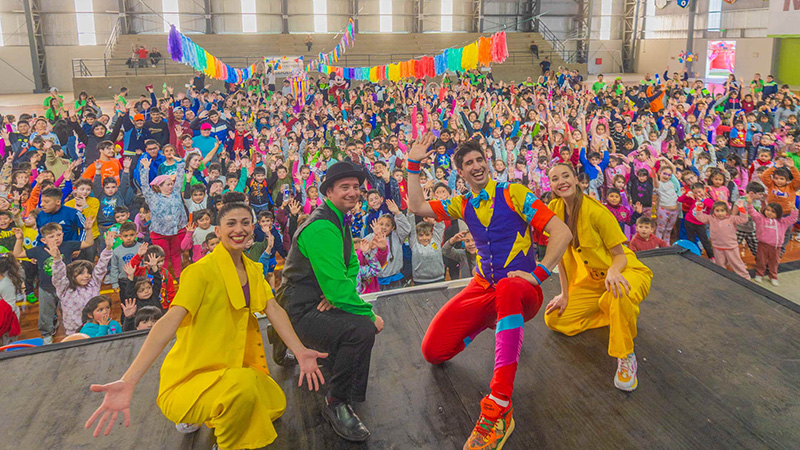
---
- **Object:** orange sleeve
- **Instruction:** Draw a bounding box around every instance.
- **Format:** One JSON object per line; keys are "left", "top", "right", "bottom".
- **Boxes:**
{"left": 81, "top": 164, "right": 96, "bottom": 180}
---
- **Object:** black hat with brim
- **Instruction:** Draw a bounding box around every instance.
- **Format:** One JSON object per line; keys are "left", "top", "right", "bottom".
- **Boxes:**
{"left": 320, "top": 161, "right": 366, "bottom": 195}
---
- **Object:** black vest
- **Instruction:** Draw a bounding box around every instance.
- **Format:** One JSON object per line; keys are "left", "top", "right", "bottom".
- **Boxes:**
{"left": 277, "top": 202, "right": 352, "bottom": 318}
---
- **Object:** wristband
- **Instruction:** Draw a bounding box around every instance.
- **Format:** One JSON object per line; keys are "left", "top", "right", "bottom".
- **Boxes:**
{"left": 407, "top": 160, "right": 421, "bottom": 172}
{"left": 407, "top": 158, "right": 421, "bottom": 164}
{"left": 407, "top": 168, "right": 420, "bottom": 174}
{"left": 530, "top": 264, "right": 551, "bottom": 285}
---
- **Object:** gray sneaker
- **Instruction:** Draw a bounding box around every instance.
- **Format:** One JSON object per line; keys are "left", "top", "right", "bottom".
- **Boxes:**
{"left": 175, "top": 423, "right": 201, "bottom": 434}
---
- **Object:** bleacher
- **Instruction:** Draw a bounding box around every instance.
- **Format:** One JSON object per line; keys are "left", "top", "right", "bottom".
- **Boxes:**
{"left": 72, "top": 32, "right": 585, "bottom": 96}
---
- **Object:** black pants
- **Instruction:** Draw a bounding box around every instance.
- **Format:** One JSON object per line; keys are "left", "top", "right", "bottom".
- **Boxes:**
{"left": 685, "top": 220, "right": 714, "bottom": 258}
{"left": 22, "top": 261, "right": 36, "bottom": 296}
{"left": 291, "top": 308, "right": 375, "bottom": 403}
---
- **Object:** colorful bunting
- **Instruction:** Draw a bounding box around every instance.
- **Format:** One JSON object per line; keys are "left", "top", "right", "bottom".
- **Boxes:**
{"left": 167, "top": 25, "right": 260, "bottom": 85}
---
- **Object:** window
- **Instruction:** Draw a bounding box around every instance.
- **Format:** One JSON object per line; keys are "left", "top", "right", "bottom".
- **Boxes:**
{"left": 242, "top": 0, "right": 257, "bottom": 33}
{"left": 441, "top": 0, "right": 453, "bottom": 32}
{"left": 74, "top": 0, "right": 96, "bottom": 46}
{"left": 644, "top": 0, "right": 656, "bottom": 39}
{"left": 599, "top": 0, "right": 612, "bottom": 40}
{"left": 313, "top": 0, "right": 327, "bottom": 33}
{"left": 707, "top": 0, "right": 722, "bottom": 32}
{"left": 380, "top": 0, "right": 392, "bottom": 32}
{"left": 162, "top": 0, "right": 180, "bottom": 32}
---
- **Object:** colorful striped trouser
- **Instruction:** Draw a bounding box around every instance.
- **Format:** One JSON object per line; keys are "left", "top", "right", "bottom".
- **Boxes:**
{"left": 421, "top": 277, "right": 543, "bottom": 399}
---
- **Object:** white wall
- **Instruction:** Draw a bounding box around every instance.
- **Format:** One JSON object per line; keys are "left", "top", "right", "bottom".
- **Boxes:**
{"left": 636, "top": 37, "right": 774, "bottom": 80}
{"left": 46, "top": 45, "right": 106, "bottom": 93}
{"left": 0, "top": 47, "right": 35, "bottom": 93}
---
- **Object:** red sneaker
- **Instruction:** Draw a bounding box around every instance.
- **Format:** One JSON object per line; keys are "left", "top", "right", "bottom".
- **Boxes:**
{"left": 462, "top": 396, "right": 515, "bottom": 450}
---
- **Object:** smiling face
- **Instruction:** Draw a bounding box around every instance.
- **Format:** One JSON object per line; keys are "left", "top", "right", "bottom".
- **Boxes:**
{"left": 548, "top": 164, "right": 579, "bottom": 200}
{"left": 215, "top": 206, "right": 254, "bottom": 251}
{"left": 456, "top": 150, "right": 490, "bottom": 192}
{"left": 327, "top": 177, "right": 363, "bottom": 213}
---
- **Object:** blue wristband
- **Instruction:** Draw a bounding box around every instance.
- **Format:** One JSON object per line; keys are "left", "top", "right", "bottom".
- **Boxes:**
{"left": 407, "top": 158, "right": 421, "bottom": 164}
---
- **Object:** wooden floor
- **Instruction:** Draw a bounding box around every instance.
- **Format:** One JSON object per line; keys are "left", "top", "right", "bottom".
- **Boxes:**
{"left": 1, "top": 252, "right": 799, "bottom": 449}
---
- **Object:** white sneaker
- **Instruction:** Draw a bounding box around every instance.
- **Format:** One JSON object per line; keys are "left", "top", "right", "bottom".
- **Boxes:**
{"left": 615, "top": 353, "right": 638, "bottom": 392}
{"left": 770, "top": 278, "right": 780, "bottom": 287}
{"left": 175, "top": 423, "right": 201, "bottom": 434}
{"left": 42, "top": 335, "right": 53, "bottom": 345}
{"left": 753, "top": 276, "right": 763, "bottom": 283}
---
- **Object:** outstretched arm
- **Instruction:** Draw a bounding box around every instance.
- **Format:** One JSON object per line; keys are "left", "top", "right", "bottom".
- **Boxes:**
{"left": 84, "top": 305, "right": 188, "bottom": 437}
{"left": 406, "top": 132, "right": 438, "bottom": 218}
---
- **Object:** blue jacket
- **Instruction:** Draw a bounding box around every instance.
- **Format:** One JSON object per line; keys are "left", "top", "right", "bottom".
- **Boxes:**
{"left": 36, "top": 205, "right": 86, "bottom": 242}
{"left": 132, "top": 152, "right": 165, "bottom": 188}
{"left": 80, "top": 320, "right": 122, "bottom": 337}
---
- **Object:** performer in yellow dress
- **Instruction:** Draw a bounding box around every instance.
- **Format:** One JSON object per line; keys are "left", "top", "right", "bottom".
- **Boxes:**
{"left": 545, "top": 164, "right": 653, "bottom": 391}
{"left": 85, "top": 202, "right": 327, "bottom": 449}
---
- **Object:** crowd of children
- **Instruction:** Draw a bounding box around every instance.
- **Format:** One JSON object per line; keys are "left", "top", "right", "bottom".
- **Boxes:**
{"left": 0, "top": 65, "right": 799, "bottom": 346}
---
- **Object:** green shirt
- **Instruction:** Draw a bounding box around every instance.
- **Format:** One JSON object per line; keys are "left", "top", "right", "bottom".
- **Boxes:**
{"left": 297, "top": 198, "right": 375, "bottom": 320}
{"left": 592, "top": 81, "right": 606, "bottom": 94}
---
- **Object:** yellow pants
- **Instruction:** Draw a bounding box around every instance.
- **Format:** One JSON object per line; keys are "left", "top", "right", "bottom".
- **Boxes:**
{"left": 159, "top": 368, "right": 286, "bottom": 450}
{"left": 545, "top": 268, "right": 651, "bottom": 358}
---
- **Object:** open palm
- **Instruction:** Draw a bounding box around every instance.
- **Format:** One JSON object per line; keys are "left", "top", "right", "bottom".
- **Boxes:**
{"left": 85, "top": 380, "right": 134, "bottom": 437}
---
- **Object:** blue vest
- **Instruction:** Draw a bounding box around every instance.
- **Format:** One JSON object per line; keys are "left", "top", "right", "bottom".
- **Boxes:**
{"left": 463, "top": 183, "right": 537, "bottom": 286}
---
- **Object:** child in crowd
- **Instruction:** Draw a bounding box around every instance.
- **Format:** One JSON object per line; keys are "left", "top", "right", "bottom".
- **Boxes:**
{"left": 134, "top": 204, "right": 151, "bottom": 242}
{"left": 746, "top": 194, "right": 799, "bottom": 286}
{"left": 107, "top": 222, "right": 141, "bottom": 292}
{"left": 367, "top": 200, "right": 411, "bottom": 290}
{"left": 0, "top": 253, "right": 24, "bottom": 328}
{"left": 51, "top": 230, "right": 115, "bottom": 335}
{"left": 120, "top": 302, "right": 162, "bottom": 332}
{"left": 355, "top": 230, "right": 389, "bottom": 294}
{"left": 628, "top": 216, "right": 669, "bottom": 252}
{"left": 409, "top": 219, "right": 445, "bottom": 285}
{"left": 694, "top": 200, "right": 751, "bottom": 280}
{"left": 181, "top": 209, "right": 215, "bottom": 262}
{"left": 442, "top": 228, "right": 478, "bottom": 279}
{"left": 79, "top": 295, "right": 122, "bottom": 337}
{"left": 678, "top": 182, "right": 715, "bottom": 258}
{"left": 13, "top": 219, "right": 95, "bottom": 344}
{"left": 128, "top": 243, "right": 176, "bottom": 309}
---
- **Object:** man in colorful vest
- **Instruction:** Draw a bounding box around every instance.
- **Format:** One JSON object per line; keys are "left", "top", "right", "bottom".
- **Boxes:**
{"left": 407, "top": 133, "right": 572, "bottom": 450}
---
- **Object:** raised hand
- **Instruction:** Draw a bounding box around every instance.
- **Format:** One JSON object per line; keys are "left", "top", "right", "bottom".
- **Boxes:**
{"left": 105, "top": 231, "right": 117, "bottom": 248}
{"left": 386, "top": 199, "right": 400, "bottom": 215}
{"left": 84, "top": 215, "right": 96, "bottom": 230}
{"left": 123, "top": 262, "right": 136, "bottom": 280}
{"left": 137, "top": 242, "right": 149, "bottom": 257}
{"left": 408, "top": 132, "right": 436, "bottom": 162}
{"left": 121, "top": 298, "right": 137, "bottom": 318}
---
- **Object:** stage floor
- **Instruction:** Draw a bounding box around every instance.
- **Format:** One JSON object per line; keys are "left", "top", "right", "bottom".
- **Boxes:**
{"left": 1, "top": 251, "right": 799, "bottom": 449}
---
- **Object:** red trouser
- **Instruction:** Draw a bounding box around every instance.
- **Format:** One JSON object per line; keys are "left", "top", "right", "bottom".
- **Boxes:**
{"left": 421, "top": 277, "right": 543, "bottom": 399}
{"left": 151, "top": 229, "right": 186, "bottom": 279}
{"left": 755, "top": 244, "right": 779, "bottom": 280}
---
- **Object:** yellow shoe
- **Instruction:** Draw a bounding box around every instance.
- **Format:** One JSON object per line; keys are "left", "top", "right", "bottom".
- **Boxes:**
{"left": 463, "top": 396, "right": 515, "bottom": 450}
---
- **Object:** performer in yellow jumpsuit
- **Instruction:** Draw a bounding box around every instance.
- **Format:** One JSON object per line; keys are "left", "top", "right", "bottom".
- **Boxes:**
{"left": 545, "top": 164, "right": 653, "bottom": 391}
{"left": 85, "top": 202, "right": 328, "bottom": 449}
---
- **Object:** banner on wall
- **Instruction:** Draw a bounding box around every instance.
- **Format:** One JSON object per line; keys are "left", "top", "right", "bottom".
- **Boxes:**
{"left": 767, "top": 0, "right": 800, "bottom": 37}
{"left": 705, "top": 40, "right": 736, "bottom": 79}
{"left": 263, "top": 56, "right": 304, "bottom": 77}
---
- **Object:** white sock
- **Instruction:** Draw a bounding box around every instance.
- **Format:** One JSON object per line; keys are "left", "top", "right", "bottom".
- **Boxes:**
{"left": 488, "top": 394, "right": 509, "bottom": 408}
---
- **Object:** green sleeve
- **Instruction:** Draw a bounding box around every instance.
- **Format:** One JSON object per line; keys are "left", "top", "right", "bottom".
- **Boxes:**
{"left": 298, "top": 220, "right": 375, "bottom": 320}
{"left": 235, "top": 168, "right": 247, "bottom": 193}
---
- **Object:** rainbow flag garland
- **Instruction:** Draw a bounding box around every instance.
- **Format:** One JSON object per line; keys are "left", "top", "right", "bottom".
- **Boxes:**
{"left": 167, "top": 25, "right": 260, "bottom": 84}
{"left": 306, "top": 18, "right": 356, "bottom": 73}
{"left": 316, "top": 31, "right": 508, "bottom": 81}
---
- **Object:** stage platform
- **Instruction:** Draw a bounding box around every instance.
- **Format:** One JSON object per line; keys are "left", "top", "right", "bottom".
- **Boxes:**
{"left": 2, "top": 250, "right": 799, "bottom": 450}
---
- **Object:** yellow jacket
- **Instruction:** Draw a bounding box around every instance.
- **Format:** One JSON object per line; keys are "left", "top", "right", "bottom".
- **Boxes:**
{"left": 549, "top": 196, "right": 651, "bottom": 285}
{"left": 157, "top": 244, "right": 275, "bottom": 419}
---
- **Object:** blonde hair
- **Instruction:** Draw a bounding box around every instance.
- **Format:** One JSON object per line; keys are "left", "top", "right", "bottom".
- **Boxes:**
{"left": 549, "top": 163, "right": 584, "bottom": 248}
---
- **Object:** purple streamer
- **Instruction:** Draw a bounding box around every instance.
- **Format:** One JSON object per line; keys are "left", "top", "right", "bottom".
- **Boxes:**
{"left": 167, "top": 25, "right": 183, "bottom": 62}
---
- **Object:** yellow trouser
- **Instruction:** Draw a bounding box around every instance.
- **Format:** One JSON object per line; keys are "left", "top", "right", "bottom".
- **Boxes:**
{"left": 545, "top": 267, "right": 651, "bottom": 358}
{"left": 159, "top": 368, "right": 286, "bottom": 450}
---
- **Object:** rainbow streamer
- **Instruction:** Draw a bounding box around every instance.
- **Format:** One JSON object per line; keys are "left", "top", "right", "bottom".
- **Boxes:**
{"left": 318, "top": 31, "right": 508, "bottom": 80}
{"left": 167, "top": 25, "right": 260, "bottom": 85}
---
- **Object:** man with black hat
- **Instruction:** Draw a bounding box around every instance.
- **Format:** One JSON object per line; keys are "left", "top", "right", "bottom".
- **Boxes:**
{"left": 276, "top": 161, "right": 382, "bottom": 442}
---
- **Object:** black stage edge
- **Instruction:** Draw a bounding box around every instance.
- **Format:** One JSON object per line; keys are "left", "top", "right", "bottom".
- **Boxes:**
{"left": 2, "top": 251, "right": 799, "bottom": 449}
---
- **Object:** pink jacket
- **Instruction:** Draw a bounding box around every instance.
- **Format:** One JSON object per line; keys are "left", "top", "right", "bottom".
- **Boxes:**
{"left": 695, "top": 208, "right": 749, "bottom": 250}
{"left": 747, "top": 203, "right": 799, "bottom": 248}
{"left": 52, "top": 248, "right": 112, "bottom": 335}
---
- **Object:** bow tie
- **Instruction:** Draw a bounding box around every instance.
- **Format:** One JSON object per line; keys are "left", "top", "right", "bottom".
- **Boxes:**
{"left": 469, "top": 189, "right": 490, "bottom": 208}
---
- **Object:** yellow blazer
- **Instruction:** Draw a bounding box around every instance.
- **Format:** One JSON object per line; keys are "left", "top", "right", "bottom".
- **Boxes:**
{"left": 157, "top": 244, "right": 274, "bottom": 419}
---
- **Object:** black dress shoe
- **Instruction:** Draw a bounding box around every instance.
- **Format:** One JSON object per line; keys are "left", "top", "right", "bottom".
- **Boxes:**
{"left": 322, "top": 401, "right": 370, "bottom": 442}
